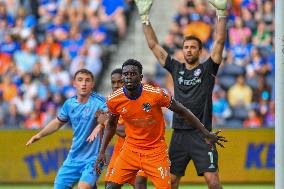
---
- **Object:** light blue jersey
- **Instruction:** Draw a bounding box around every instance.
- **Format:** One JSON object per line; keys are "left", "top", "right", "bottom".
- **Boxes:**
{"left": 54, "top": 92, "right": 107, "bottom": 189}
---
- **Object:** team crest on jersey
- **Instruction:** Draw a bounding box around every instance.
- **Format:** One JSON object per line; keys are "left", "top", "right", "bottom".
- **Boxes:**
{"left": 179, "top": 71, "right": 184, "bottom": 75}
{"left": 84, "top": 107, "right": 90, "bottom": 113}
{"left": 162, "top": 89, "right": 168, "bottom": 97}
{"left": 194, "top": 68, "right": 201, "bottom": 77}
{"left": 142, "top": 103, "right": 151, "bottom": 112}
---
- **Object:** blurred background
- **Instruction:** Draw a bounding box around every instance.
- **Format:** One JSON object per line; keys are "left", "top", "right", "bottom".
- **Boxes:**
{"left": 0, "top": 0, "right": 274, "bottom": 188}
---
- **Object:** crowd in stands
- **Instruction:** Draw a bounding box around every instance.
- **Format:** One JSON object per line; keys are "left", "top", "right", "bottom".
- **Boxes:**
{"left": 0, "top": 0, "right": 134, "bottom": 129}
{"left": 154, "top": 0, "right": 275, "bottom": 128}
{"left": 0, "top": 0, "right": 275, "bottom": 129}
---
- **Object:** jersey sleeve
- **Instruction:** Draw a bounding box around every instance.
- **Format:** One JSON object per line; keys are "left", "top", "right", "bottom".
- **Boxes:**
{"left": 157, "top": 88, "right": 173, "bottom": 108}
{"left": 57, "top": 100, "right": 69, "bottom": 122}
{"left": 203, "top": 57, "right": 220, "bottom": 76}
{"left": 106, "top": 97, "right": 119, "bottom": 115}
{"left": 164, "top": 55, "right": 179, "bottom": 74}
{"left": 98, "top": 97, "right": 108, "bottom": 113}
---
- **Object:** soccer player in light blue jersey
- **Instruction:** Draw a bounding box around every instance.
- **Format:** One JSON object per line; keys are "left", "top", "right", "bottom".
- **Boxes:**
{"left": 26, "top": 68, "right": 107, "bottom": 189}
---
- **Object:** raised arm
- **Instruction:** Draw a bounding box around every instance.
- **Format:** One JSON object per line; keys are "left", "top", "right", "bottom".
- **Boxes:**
{"left": 134, "top": 0, "right": 168, "bottom": 67}
{"left": 143, "top": 24, "right": 169, "bottom": 67}
{"left": 209, "top": 0, "right": 227, "bottom": 64}
{"left": 26, "top": 118, "right": 66, "bottom": 146}
{"left": 169, "top": 99, "right": 227, "bottom": 147}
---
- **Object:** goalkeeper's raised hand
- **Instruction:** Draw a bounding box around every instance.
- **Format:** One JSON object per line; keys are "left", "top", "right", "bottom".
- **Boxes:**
{"left": 209, "top": 0, "right": 227, "bottom": 18}
{"left": 134, "top": 0, "right": 153, "bottom": 24}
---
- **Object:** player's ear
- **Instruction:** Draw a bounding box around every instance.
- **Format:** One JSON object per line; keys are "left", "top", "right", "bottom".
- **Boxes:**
{"left": 198, "top": 47, "right": 202, "bottom": 55}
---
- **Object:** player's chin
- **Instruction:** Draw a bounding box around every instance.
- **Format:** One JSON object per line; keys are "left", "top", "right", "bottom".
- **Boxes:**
{"left": 125, "top": 85, "right": 135, "bottom": 91}
{"left": 79, "top": 91, "right": 91, "bottom": 96}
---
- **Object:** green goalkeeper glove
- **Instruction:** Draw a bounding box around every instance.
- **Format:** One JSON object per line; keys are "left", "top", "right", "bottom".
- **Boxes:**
{"left": 134, "top": 0, "right": 153, "bottom": 25}
{"left": 209, "top": 0, "right": 227, "bottom": 19}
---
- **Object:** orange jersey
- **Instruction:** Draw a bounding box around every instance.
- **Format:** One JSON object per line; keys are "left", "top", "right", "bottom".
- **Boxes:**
{"left": 107, "top": 84, "right": 172, "bottom": 153}
{"left": 112, "top": 117, "right": 125, "bottom": 155}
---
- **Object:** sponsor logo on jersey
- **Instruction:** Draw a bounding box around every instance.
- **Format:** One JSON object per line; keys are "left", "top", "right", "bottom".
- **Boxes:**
{"left": 121, "top": 107, "right": 127, "bottom": 113}
{"left": 178, "top": 76, "right": 202, "bottom": 86}
{"left": 179, "top": 71, "right": 185, "bottom": 75}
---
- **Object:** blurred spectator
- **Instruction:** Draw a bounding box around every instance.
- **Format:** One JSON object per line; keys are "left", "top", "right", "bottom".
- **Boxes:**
{"left": 229, "top": 17, "right": 252, "bottom": 46}
{"left": 0, "top": 91, "right": 9, "bottom": 127}
{"left": 42, "top": 103, "right": 57, "bottom": 126}
{"left": 23, "top": 111, "right": 43, "bottom": 129}
{"left": 264, "top": 101, "right": 275, "bottom": 127}
{"left": 252, "top": 75, "right": 271, "bottom": 104}
{"left": 0, "top": 75, "right": 18, "bottom": 102}
{"left": 14, "top": 37, "right": 39, "bottom": 74}
{"left": 3, "top": 104, "right": 24, "bottom": 128}
{"left": 212, "top": 90, "right": 231, "bottom": 127}
{"left": 243, "top": 109, "right": 262, "bottom": 128}
{"left": 0, "top": 53, "right": 12, "bottom": 75}
{"left": 0, "top": 2, "right": 14, "bottom": 26}
{"left": 252, "top": 21, "right": 272, "bottom": 52}
{"left": 228, "top": 74, "right": 253, "bottom": 107}
{"left": 99, "top": 0, "right": 127, "bottom": 38}
{"left": 11, "top": 90, "right": 33, "bottom": 117}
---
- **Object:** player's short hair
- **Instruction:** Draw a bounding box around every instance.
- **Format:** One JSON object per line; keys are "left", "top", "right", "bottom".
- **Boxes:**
{"left": 183, "top": 35, "right": 203, "bottom": 50}
{"left": 122, "top": 59, "right": 143, "bottom": 74}
{"left": 111, "top": 68, "right": 122, "bottom": 76}
{"left": 73, "top": 69, "right": 94, "bottom": 81}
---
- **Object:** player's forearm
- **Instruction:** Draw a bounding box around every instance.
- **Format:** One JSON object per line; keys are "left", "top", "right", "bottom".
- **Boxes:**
{"left": 215, "top": 18, "right": 226, "bottom": 45}
{"left": 143, "top": 23, "right": 159, "bottom": 50}
{"left": 37, "top": 119, "right": 64, "bottom": 138}
{"left": 181, "top": 108, "right": 210, "bottom": 136}
{"left": 171, "top": 100, "right": 210, "bottom": 135}
{"left": 116, "top": 130, "right": 126, "bottom": 138}
{"left": 100, "top": 124, "right": 116, "bottom": 153}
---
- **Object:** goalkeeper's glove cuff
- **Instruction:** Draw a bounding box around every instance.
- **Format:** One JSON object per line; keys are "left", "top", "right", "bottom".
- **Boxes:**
{"left": 141, "top": 14, "right": 150, "bottom": 25}
{"left": 216, "top": 9, "right": 227, "bottom": 19}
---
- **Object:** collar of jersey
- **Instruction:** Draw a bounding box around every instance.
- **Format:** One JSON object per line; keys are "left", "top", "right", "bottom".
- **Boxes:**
{"left": 123, "top": 84, "right": 143, "bottom": 100}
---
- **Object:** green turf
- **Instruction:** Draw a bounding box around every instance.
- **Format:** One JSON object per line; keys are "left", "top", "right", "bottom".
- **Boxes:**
{"left": 0, "top": 184, "right": 275, "bottom": 189}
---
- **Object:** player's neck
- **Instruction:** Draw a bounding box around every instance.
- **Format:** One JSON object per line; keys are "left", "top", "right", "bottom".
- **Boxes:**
{"left": 77, "top": 95, "right": 90, "bottom": 103}
{"left": 185, "top": 61, "right": 200, "bottom": 70}
{"left": 123, "top": 84, "right": 143, "bottom": 100}
{"left": 126, "top": 90, "right": 139, "bottom": 99}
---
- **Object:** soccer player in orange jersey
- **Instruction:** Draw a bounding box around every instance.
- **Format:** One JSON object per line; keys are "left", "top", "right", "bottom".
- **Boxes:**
{"left": 95, "top": 59, "right": 226, "bottom": 189}
{"left": 105, "top": 68, "right": 147, "bottom": 189}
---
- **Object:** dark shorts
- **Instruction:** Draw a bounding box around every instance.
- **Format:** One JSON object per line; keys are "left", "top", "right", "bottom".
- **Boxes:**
{"left": 169, "top": 129, "right": 218, "bottom": 177}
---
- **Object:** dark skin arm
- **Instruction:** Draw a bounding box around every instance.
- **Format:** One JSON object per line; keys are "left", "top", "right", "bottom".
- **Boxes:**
{"left": 169, "top": 99, "right": 227, "bottom": 147}
{"left": 95, "top": 113, "right": 119, "bottom": 174}
{"left": 116, "top": 125, "right": 126, "bottom": 138}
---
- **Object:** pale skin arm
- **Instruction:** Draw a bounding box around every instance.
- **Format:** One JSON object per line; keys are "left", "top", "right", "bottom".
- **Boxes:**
{"left": 210, "top": 17, "right": 227, "bottom": 64}
{"left": 26, "top": 118, "right": 66, "bottom": 146}
{"left": 86, "top": 111, "right": 108, "bottom": 142}
{"left": 143, "top": 23, "right": 168, "bottom": 67}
